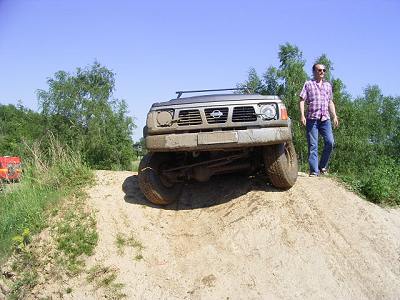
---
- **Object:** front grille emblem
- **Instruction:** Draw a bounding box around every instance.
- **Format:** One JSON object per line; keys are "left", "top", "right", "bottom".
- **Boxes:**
{"left": 210, "top": 110, "right": 223, "bottom": 119}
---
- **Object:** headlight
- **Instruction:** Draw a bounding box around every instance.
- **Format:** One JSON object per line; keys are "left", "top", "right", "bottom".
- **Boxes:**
{"left": 156, "top": 110, "right": 174, "bottom": 127}
{"left": 260, "top": 104, "right": 277, "bottom": 120}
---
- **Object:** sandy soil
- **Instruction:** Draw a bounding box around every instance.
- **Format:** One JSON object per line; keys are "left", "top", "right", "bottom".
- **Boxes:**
{"left": 63, "top": 170, "right": 400, "bottom": 299}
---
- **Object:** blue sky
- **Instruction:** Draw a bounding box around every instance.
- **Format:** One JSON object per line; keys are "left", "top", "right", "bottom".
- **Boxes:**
{"left": 0, "top": 0, "right": 399, "bottom": 140}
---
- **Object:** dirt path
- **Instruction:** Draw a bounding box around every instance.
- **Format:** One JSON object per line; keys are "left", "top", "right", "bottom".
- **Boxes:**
{"left": 67, "top": 170, "right": 400, "bottom": 299}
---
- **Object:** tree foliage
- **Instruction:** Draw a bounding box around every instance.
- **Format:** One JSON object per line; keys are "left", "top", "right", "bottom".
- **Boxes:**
{"left": 263, "top": 66, "right": 280, "bottom": 95}
{"left": 0, "top": 104, "right": 44, "bottom": 155}
{"left": 36, "top": 62, "right": 135, "bottom": 170}
{"left": 237, "top": 67, "right": 264, "bottom": 94}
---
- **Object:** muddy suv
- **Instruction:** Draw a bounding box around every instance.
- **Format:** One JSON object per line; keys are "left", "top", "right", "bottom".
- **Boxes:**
{"left": 138, "top": 90, "right": 298, "bottom": 205}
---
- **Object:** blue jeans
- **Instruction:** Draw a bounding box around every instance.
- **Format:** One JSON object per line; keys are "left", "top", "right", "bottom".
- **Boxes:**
{"left": 306, "top": 119, "right": 334, "bottom": 174}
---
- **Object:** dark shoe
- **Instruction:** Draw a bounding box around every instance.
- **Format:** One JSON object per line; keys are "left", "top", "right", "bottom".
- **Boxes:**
{"left": 320, "top": 168, "right": 328, "bottom": 175}
{"left": 309, "top": 172, "right": 319, "bottom": 177}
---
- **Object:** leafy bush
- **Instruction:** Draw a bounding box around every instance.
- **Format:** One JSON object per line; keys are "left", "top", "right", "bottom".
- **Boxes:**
{"left": 358, "top": 158, "right": 400, "bottom": 205}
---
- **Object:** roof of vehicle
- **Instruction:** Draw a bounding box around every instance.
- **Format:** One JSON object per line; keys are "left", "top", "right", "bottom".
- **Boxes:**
{"left": 152, "top": 94, "right": 280, "bottom": 107}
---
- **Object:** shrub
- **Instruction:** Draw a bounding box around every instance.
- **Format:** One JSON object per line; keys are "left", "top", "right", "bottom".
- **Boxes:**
{"left": 359, "top": 157, "right": 400, "bottom": 205}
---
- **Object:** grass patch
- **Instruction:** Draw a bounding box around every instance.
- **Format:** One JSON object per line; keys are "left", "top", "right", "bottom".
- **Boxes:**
{"left": 87, "top": 264, "right": 126, "bottom": 299}
{"left": 115, "top": 232, "right": 144, "bottom": 259}
{"left": 54, "top": 196, "right": 98, "bottom": 274}
{"left": 1, "top": 192, "right": 98, "bottom": 299}
{"left": 6, "top": 246, "right": 40, "bottom": 299}
{"left": 0, "top": 136, "right": 96, "bottom": 299}
{"left": 115, "top": 233, "right": 126, "bottom": 255}
{"left": 0, "top": 136, "right": 93, "bottom": 263}
{"left": 0, "top": 183, "right": 61, "bottom": 262}
{"left": 134, "top": 254, "right": 143, "bottom": 261}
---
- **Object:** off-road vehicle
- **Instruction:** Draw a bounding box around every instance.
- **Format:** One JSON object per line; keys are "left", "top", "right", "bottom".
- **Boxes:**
{"left": 0, "top": 156, "right": 22, "bottom": 182}
{"left": 138, "top": 89, "right": 298, "bottom": 205}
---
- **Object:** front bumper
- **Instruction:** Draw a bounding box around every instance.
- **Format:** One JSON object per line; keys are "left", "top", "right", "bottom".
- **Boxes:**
{"left": 0, "top": 169, "right": 22, "bottom": 180}
{"left": 146, "top": 127, "right": 292, "bottom": 152}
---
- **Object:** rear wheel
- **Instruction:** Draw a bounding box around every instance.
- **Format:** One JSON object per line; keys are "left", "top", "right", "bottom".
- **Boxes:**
{"left": 263, "top": 141, "right": 298, "bottom": 189}
{"left": 138, "top": 152, "right": 183, "bottom": 205}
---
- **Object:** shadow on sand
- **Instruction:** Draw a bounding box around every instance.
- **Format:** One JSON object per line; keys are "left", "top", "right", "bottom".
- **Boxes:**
{"left": 122, "top": 173, "right": 281, "bottom": 210}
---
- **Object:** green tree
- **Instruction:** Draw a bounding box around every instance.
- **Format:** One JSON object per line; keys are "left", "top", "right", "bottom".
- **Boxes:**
{"left": 133, "top": 137, "right": 147, "bottom": 158}
{"left": 275, "top": 44, "right": 308, "bottom": 165}
{"left": 277, "top": 43, "right": 308, "bottom": 117}
{"left": 0, "top": 104, "right": 44, "bottom": 155}
{"left": 237, "top": 43, "right": 309, "bottom": 166}
{"left": 37, "top": 62, "right": 135, "bottom": 170}
{"left": 237, "top": 68, "right": 264, "bottom": 94}
{"left": 263, "top": 66, "right": 280, "bottom": 95}
{"left": 330, "top": 84, "right": 400, "bottom": 204}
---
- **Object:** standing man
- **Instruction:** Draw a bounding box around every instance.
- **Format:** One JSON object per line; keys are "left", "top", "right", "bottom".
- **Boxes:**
{"left": 299, "top": 63, "right": 339, "bottom": 176}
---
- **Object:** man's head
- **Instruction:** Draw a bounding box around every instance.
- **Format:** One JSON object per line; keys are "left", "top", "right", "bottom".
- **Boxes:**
{"left": 312, "top": 63, "right": 326, "bottom": 81}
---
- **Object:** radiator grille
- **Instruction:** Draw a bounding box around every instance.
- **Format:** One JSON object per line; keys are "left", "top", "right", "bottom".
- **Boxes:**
{"left": 232, "top": 106, "right": 257, "bottom": 122}
{"left": 177, "top": 109, "right": 202, "bottom": 126}
{"left": 205, "top": 108, "right": 228, "bottom": 124}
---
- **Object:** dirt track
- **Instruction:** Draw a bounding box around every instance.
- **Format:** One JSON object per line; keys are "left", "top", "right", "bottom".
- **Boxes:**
{"left": 66, "top": 170, "right": 400, "bottom": 299}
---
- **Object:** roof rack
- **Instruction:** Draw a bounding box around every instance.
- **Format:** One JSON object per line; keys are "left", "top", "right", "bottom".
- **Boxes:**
{"left": 175, "top": 88, "right": 248, "bottom": 99}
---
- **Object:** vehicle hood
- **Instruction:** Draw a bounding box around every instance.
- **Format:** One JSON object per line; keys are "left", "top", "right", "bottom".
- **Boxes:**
{"left": 151, "top": 94, "right": 280, "bottom": 108}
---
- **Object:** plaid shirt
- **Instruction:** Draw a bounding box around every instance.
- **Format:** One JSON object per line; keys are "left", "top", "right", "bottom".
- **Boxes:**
{"left": 300, "top": 80, "right": 333, "bottom": 121}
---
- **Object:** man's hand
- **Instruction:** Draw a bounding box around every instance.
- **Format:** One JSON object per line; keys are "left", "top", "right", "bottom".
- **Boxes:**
{"left": 329, "top": 101, "right": 339, "bottom": 128}
{"left": 301, "top": 115, "right": 307, "bottom": 126}
{"left": 299, "top": 98, "right": 306, "bottom": 126}
{"left": 332, "top": 115, "right": 339, "bottom": 128}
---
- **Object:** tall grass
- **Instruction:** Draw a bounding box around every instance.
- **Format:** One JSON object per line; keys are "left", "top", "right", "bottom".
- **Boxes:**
{"left": 0, "top": 136, "right": 93, "bottom": 262}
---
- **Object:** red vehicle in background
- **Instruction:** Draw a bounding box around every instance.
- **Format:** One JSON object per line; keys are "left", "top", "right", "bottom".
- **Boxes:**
{"left": 0, "top": 156, "right": 22, "bottom": 182}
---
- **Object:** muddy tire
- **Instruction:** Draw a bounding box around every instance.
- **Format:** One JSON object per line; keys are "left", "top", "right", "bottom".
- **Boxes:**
{"left": 263, "top": 141, "right": 298, "bottom": 189}
{"left": 138, "top": 152, "right": 183, "bottom": 205}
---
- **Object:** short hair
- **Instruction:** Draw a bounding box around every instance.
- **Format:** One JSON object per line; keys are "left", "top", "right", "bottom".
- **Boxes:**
{"left": 312, "top": 63, "right": 325, "bottom": 72}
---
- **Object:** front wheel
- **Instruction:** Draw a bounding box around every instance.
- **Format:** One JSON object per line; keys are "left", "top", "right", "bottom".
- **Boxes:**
{"left": 263, "top": 141, "right": 298, "bottom": 189}
{"left": 138, "top": 152, "right": 183, "bottom": 205}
